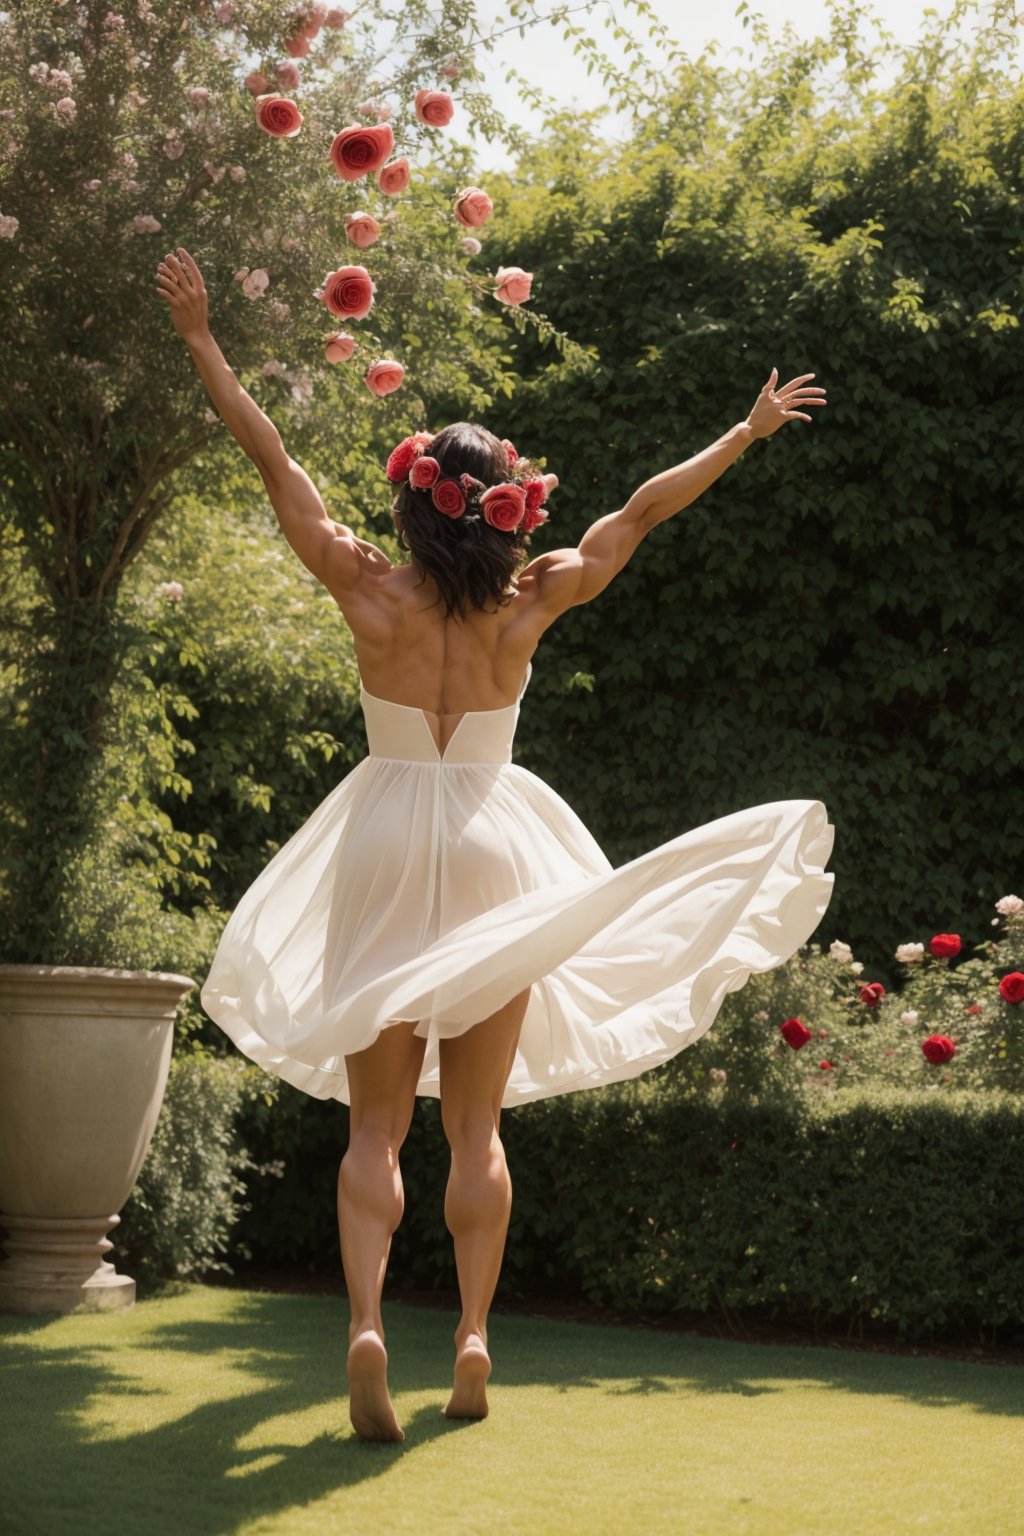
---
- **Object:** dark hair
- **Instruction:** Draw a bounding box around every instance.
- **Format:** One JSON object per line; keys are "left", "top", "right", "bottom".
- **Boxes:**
{"left": 392, "top": 421, "right": 539, "bottom": 620}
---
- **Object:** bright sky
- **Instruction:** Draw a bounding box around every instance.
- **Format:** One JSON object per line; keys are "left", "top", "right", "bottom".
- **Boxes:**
{"left": 429, "top": 0, "right": 1013, "bottom": 171}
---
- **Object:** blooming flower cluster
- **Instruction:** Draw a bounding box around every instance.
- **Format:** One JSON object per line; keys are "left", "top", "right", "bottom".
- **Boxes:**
{"left": 385, "top": 433, "right": 557, "bottom": 532}
{"left": 234, "top": 3, "right": 534, "bottom": 395}
{"left": 772, "top": 896, "right": 1024, "bottom": 1079}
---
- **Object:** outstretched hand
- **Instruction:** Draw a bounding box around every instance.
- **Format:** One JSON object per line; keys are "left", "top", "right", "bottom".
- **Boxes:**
{"left": 746, "top": 368, "right": 827, "bottom": 438}
{"left": 155, "top": 247, "right": 210, "bottom": 344}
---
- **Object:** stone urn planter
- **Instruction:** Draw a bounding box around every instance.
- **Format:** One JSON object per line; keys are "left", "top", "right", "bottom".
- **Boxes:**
{"left": 0, "top": 965, "right": 195, "bottom": 1316}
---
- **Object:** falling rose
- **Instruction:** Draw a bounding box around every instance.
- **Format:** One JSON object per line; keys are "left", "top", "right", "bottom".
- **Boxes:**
{"left": 317, "top": 265, "right": 375, "bottom": 320}
{"left": 330, "top": 122, "right": 395, "bottom": 181}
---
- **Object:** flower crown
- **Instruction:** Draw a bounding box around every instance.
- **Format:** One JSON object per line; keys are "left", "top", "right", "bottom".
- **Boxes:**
{"left": 385, "top": 431, "right": 557, "bottom": 534}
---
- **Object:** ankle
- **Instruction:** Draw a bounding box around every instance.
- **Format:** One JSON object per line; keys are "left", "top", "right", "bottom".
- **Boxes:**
{"left": 349, "top": 1320, "right": 384, "bottom": 1347}
{"left": 454, "top": 1323, "right": 488, "bottom": 1352}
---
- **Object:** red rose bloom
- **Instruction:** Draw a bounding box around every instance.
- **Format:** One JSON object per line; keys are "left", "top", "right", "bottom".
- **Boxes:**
{"left": 480, "top": 482, "right": 526, "bottom": 531}
{"left": 500, "top": 438, "right": 518, "bottom": 468}
{"left": 859, "top": 982, "right": 885, "bottom": 1007}
{"left": 409, "top": 455, "right": 441, "bottom": 490}
{"left": 432, "top": 477, "right": 466, "bottom": 518}
{"left": 780, "top": 1017, "right": 812, "bottom": 1049}
{"left": 330, "top": 122, "right": 395, "bottom": 181}
{"left": 386, "top": 435, "right": 427, "bottom": 483}
{"left": 921, "top": 1034, "right": 957, "bottom": 1064}
{"left": 523, "top": 477, "right": 548, "bottom": 514}
{"left": 321, "top": 264, "right": 374, "bottom": 320}
{"left": 522, "top": 506, "right": 548, "bottom": 534}
{"left": 459, "top": 473, "right": 486, "bottom": 499}
{"left": 255, "top": 94, "right": 304, "bottom": 138}
{"left": 929, "top": 933, "right": 962, "bottom": 958}
{"left": 998, "top": 971, "right": 1024, "bottom": 1004}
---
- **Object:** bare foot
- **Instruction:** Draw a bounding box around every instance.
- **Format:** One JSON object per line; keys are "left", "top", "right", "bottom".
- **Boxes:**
{"left": 444, "top": 1332, "right": 492, "bottom": 1420}
{"left": 347, "top": 1329, "right": 404, "bottom": 1442}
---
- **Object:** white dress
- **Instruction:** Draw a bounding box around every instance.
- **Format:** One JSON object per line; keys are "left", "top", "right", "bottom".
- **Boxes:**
{"left": 201, "top": 663, "right": 836, "bottom": 1107}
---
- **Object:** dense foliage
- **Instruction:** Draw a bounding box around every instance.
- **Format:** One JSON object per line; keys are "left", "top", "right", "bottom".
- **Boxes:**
{"left": 463, "top": 0, "right": 1024, "bottom": 967}
{"left": 0, "top": 0, "right": 666, "bottom": 961}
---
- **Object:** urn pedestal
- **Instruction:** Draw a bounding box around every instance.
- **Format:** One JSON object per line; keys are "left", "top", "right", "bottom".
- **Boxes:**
{"left": 0, "top": 965, "right": 195, "bottom": 1315}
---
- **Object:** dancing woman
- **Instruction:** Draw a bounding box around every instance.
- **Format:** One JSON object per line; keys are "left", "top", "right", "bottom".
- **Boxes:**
{"left": 157, "top": 248, "right": 833, "bottom": 1443}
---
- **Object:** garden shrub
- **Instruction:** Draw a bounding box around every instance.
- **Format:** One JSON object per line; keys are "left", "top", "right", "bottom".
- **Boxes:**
{"left": 117, "top": 1048, "right": 283, "bottom": 1289}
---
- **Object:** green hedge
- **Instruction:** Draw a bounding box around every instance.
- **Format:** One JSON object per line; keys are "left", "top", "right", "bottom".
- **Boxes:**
{"left": 229, "top": 1071, "right": 1023, "bottom": 1345}
{"left": 423, "top": 12, "right": 1024, "bottom": 970}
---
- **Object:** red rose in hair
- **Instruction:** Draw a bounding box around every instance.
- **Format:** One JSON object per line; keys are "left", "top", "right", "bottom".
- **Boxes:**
{"left": 780, "top": 1017, "right": 812, "bottom": 1049}
{"left": 523, "top": 477, "right": 548, "bottom": 514}
{"left": 522, "top": 506, "right": 548, "bottom": 534}
{"left": 459, "top": 473, "right": 486, "bottom": 499}
{"left": 321, "top": 264, "right": 374, "bottom": 319}
{"left": 500, "top": 438, "right": 518, "bottom": 467}
{"left": 921, "top": 1034, "right": 956, "bottom": 1064}
{"left": 480, "top": 482, "right": 526, "bottom": 531}
{"left": 929, "top": 933, "right": 962, "bottom": 958}
{"left": 432, "top": 478, "right": 466, "bottom": 518}
{"left": 998, "top": 971, "right": 1024, "bottom": 1004}
{"left": 409, "top": 455, "right": 441, "bottom": 489}
{"left": 859, "top": 982, "right": 885, "bottom": 1008}
{"left": 254, "top": 94, "right": 303, "bottom": 138}
{"left": 386, "top": 435, "right": 428, "bottom": 482}
{"left": 330, "top": 122, "right": 395, "bottom": 181}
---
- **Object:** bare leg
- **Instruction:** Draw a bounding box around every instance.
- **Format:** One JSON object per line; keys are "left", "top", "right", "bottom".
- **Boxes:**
{"left": 338, "top": 1019, "right": 426, "bottom": 1443}
{"left": 438, "top": 987, "right": 530, "bottom": 1420}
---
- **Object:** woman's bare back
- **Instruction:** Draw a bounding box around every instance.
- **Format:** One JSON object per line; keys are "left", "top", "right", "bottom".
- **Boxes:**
{"left": 335, "top": 560, "right": 545, "bottom": 755}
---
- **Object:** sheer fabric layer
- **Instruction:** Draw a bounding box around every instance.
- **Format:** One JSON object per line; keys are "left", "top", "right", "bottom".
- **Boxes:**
{"left": 201, "top": 674, "right": 835, "bottom": 1107}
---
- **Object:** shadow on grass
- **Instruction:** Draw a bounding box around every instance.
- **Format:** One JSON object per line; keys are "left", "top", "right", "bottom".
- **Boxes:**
{"left": 1, "top": 1285, "right": 1022, "bottom": 1536}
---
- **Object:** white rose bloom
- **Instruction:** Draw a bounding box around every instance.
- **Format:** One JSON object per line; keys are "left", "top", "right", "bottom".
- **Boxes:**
{"left": 157, "top": 581, "right": 183, "bottom": 601}
{"left": 850, "top": 961, "right": 864, "bottom": 974}
{"left": 895, "top": 942, "right": 925, "bottom": 963}
{"left": 900, "top": 1010, "right": 919, "bottom": 1025}
{"left": 829, "top": 940, "right": 853, "bottom": 963}
{"left": 995, "top": 894, "right": 1023, "bottom": 915}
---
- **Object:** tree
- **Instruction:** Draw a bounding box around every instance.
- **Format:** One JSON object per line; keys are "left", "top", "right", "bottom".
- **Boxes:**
{"left": 0, "top": 0, "right": 672, "bottom": 961}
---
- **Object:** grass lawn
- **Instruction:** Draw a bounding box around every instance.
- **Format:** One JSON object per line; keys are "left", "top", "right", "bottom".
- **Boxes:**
{"left": 2, "top": 1283, "right": 1021, "bottom": 1535}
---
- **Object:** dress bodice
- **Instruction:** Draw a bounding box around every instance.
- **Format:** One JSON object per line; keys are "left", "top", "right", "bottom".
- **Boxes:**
{"left": 360, "top": 664, "right": 532, "bottom": 766}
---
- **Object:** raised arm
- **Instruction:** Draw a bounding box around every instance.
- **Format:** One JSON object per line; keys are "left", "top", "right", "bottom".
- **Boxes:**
{"left": 522, "top": 368, "right": 826, "bottom": 619}
{"left": 155, "top": 248, "right": 387, "bottom": 594}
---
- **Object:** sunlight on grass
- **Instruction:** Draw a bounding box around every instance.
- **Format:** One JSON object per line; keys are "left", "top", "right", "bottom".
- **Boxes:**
{"left": 2, "top": 1284, "right": 1022, "bottom": 1536}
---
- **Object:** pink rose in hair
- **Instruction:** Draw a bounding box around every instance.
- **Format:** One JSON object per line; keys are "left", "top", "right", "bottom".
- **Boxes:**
{"left": 480, "top": 482, "right": 526, "bottom": 532}
{"left": 522, "top": 505, "right": 548, "bottom": 534}
{"left": 432, "top": 478, "right": 467, "bottom": 518}
{"left": 414, "top": 88, "right": 454, "bottom": 127}
{"left": 345, "top": 211, "right": 381, "bottom": 248}
{"left": 542, "top": 472, "right": 559, "bottom": 496}
{"left": 377, "top": 157, "right": 410, "bottom": 195}
{"left": 453, "top": 187, "right": 493, "bottom": 227}
{"left": 324, "top": 332, "right": 355, "bottom": 363}
{"left": 365, "top": 359, "right": 404, "bottom": 397}
{"left": 494, "top": 265, "right": 533, "bottom": 305}
{"left": 275, "top": 60, "right": 301, "bottom": 90}
{"left": 410, "top": 455, "right": 441, "bottom": 489}
{"left": 330, "top": 122, "right": 395, "bottom": 181}
{"left": 500, "top": 439, "right": 518, "bottom": 468}
{"left": 320, "top": 264, "right": 374, "bottom": 319}
{"left": 255, "top": 95, "right": 303, "bottom": 137}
